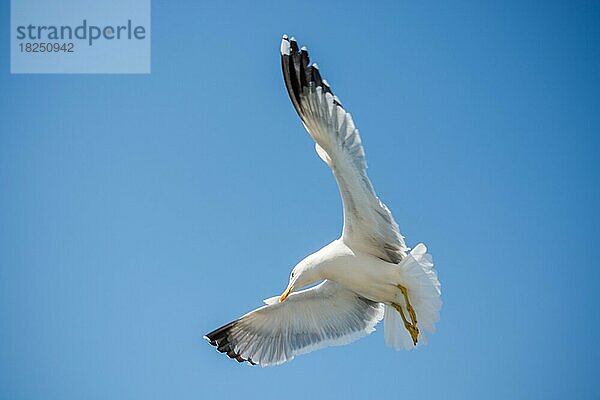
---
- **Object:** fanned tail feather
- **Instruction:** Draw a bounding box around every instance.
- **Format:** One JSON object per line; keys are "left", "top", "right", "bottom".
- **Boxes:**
{"left": 384, "top": 244, "right": 441, "bottom": 350}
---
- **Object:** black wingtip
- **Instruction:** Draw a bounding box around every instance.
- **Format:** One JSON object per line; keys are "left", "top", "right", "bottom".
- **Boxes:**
{"left": 280, "top": 36, "right": 343, "bottom": 121}
{"left": 204, "top": 321, "right": 257, "bottom": 366}
{"left": 290, "top": 37, "right": 299, "bottom": 53}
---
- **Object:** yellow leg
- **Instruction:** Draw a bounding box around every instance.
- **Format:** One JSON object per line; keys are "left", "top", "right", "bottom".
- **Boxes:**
{"left": 399, "top": 285, "right": 418, "bottom": 328}
{"left": 391, "top": 301, "right": 419, "bottom": 346}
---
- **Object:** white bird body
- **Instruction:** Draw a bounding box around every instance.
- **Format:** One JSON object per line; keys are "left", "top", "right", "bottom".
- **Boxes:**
{"left": 205, "top": 36, "right": 442, "bottom": 366}
{"left": 295, "top": 239, "right": 403, "bottom": 304}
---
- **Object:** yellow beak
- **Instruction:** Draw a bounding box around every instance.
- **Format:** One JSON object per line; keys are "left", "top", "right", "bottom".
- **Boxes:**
{"left": 279, "top": 284, "right": 292, "bottom": 302}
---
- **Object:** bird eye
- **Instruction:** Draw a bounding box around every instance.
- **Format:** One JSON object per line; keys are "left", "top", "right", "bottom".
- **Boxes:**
{"left": 291, "top": 272, "right": 295, "bottom": 278}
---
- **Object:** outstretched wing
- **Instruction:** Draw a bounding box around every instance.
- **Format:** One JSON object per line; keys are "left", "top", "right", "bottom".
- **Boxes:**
{"left": 204, "top": 280, "right": 383, "bottom": 366}
{"left": 280, "top": 36, "right": 407, "bottom": 264}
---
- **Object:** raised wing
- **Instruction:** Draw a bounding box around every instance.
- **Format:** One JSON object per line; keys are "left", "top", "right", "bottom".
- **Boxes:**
{"left": 204, "top": 280, "right": 383, "bottom": 366}
{"left": 281, "top": 36, "right": 407, "bottom": 264}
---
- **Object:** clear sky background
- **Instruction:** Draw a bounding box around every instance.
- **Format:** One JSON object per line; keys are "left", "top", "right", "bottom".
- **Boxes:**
{"left": 1, "top": 1, "right": 599, "bottom": 399}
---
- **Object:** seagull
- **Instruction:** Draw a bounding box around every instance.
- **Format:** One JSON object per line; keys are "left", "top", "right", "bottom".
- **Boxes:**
{"left": 204, "top": 35, "right": 441, "bottom": 366}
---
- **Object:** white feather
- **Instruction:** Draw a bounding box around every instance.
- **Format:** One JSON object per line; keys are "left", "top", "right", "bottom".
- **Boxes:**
{"left": 206, "top": 37, "right": 442, "bottom": 366}
{"left": 209, "top": 281, "right": 383, "bottom": 366}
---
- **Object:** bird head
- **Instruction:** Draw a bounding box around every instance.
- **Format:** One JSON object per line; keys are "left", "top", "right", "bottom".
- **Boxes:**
{"left": 279, "top": 259, "right": 320, "bottom": 302}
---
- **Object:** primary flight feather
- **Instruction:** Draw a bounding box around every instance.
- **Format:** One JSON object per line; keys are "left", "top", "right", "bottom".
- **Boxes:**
{"left": 204, "top": 35, "right": 442, "bottom": 366}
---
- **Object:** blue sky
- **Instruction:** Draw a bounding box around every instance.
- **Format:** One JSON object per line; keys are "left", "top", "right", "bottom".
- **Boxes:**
{"left": 1, "top": 1, "right": 599, "bottom": 399}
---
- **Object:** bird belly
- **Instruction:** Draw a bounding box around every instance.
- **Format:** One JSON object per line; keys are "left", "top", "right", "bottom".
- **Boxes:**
{"left": 321, "top": 253, "right": 400, "bottom": 304}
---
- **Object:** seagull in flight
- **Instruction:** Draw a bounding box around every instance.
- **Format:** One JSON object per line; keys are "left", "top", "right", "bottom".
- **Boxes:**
{"left": 204, "top": 35, "right": 441, "bottom": 366}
